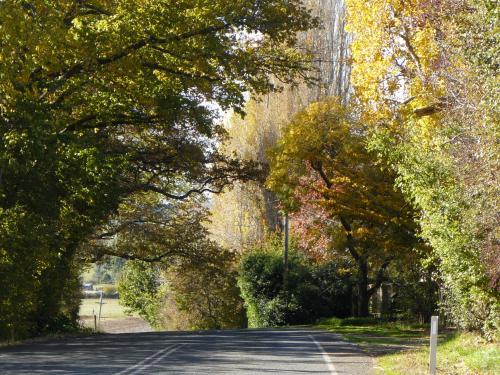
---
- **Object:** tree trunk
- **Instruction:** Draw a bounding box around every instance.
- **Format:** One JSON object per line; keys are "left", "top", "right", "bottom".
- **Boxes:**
{"left": 357, "top": 257, "right": 370, "bottom": 317}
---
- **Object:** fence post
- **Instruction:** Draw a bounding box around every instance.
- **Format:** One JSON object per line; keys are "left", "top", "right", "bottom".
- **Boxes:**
{"left": 429, "top": 315, "right": 439, "bottom": 375}
{"left": 97, "top": 290, "right": 103, "bottom": 329}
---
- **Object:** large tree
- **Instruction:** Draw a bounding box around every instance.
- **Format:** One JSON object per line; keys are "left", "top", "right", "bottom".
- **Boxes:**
{"left": 345, "top": 0, "right": 499, "bottom": 335}
{"left": 267, "top": 99, "right": 422, "bottom": 316}
{"left": 0, "top": 0, "right": 317, "bottom": 338}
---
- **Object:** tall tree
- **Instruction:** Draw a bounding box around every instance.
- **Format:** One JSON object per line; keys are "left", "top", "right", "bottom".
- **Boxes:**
{"left": 267, "top": 99, "right": 421, "bottom": 316}
{"left": 0, "top": 0, "right": 318, "bottom": 338}
{"left": 345, "top": 0, "right": 499, "bottom": 335}
{"left": 208, "top": 0, "right": 353, "bottom": 252}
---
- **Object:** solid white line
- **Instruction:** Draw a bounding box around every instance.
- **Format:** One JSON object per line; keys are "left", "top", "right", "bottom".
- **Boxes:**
{"left": 114, "top": 343, "right": 178, "bottom": 375}
{"left": 127, "top": 344, "right": 185, "bottom": 375}
{"left": 309, "top": 334, "right": 338, "bottom": 375}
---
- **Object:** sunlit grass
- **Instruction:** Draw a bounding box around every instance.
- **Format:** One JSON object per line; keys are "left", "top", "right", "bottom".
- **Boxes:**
{"left": 378, "top": 332, "right": 499, "bottom": 375}
{"left": 316, "top": 317, "right": 499, "bottom": 375}
{"left": 79, "top": 298, "right": 131, "bottom": 319}
{"left": 316, "top": 317, "right": 426, "bottom": 343}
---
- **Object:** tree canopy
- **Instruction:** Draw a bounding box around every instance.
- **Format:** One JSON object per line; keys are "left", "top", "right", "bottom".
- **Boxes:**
{"left": 267, "top": 99, "right": 422, "bottom": 316}
{"left": 345, "top": 0, "right": 499, "bottom": 335}
{"left": 0, "top": 0, "right": 318, "bottom": 339}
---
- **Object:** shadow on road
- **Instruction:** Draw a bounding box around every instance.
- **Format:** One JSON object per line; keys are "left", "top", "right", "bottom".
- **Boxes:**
{"left": 0, "top": 328, "right": 372, "bottom": 374}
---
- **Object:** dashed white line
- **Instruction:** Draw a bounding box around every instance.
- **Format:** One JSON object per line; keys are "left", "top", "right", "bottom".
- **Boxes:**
{"left": 309, "top": 334, "right": 338, "bottom": 375}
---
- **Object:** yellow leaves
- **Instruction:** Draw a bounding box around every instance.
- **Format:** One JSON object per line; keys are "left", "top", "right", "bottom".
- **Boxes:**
{"left": 412, "top": 25, "right": 439, "bottom": 74}
{"left": 72, "top": 18, "right": 84, "bottom": 30}
{"left": 95, "top": 19, "right": 112, "bottom": 32}
{"left": 346, "top": 0, "right": 446, "bottom": 135}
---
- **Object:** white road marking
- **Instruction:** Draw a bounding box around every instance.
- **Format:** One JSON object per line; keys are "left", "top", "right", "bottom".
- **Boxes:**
{"left": 114, "top": 343, "right": 183, "bottom": 375}
{"left": 128, "top": 344, "right": 185, "bottom": 375}
{"left": 309, "top": 334, "right": 338, "bottom": 375}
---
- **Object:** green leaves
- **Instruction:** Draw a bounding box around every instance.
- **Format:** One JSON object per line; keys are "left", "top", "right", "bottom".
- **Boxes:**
{"left": 0, "top": 0, "right": 318, "bottom": 339}
{"left": 118, "top": 260, "right": 164, "bottom": 328}
{"left": 238, "top": 239, "right": 352, "bottom": 327}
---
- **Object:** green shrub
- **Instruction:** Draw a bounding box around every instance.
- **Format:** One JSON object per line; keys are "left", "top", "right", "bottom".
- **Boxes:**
{"left": 101, "top": 285, "right": 118, "bottom": 298}
{"left": 238, "top": 238, "right": 351, "bottom": 327}
{"left": 117, "top": 261, "right": 164, "bottom": 328}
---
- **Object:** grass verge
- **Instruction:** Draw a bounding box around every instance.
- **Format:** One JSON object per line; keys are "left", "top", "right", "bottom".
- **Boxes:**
{"left": 315, "top": 317, "right": 499, "bottom": 375}
{"left": 378, "top": 332, "right": 499, "bottom": 375}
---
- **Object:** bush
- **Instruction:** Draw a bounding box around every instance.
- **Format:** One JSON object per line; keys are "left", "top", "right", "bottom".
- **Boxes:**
{"left": 117, "top": 261, "right": 164, "bottom": 328}
{"left": 238, "top": 238, "right": 351, "bottom": 327}
{"left": 159, "top": 247, "right": 246, "bottom": 330}
{"left": 118, "top": 246, "right": 246, "bottom": 331}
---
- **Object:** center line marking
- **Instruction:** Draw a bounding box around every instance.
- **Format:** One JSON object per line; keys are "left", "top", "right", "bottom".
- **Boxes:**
{"left": 115, "top": 343, "right": 183, "bottom": 375}
{"left": 309, "top": 334, "right": 338, "bottom": 375}
{"left": 128, "top": 344, "right": 185, "bottom": 375}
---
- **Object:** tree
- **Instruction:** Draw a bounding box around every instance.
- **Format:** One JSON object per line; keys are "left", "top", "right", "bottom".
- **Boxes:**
{"left": 345, "top": 0, "right": 499, "bottom": 336}
{"left": 86, "top": 190, "right": 246, "bottom": 330}
{"left": 118, "top": 243, "right": 246, "bottom": 331}
{"left": 208, "top": 0, "right": 354, "bottom": 253}
{"left": 0, "top": 0, "right": 318, "bottom": 338}
{"left": 118, "top": 260, "right": 165, "bottom": 328}
{"left": 162, "top": 246, "right": 246, "bottom": 330}
{"left": 267, "top": 99, "right": 422, "bottom": 316}
{"left": 80, "top": 193, "right": 216, "bottom": 263}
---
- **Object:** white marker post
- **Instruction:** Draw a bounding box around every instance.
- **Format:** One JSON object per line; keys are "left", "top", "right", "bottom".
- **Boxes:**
{"left": 429, "top": 315, "right": 439, "bottom": 375}
{"left": 97, "top": 290, "right": 103, "bottom": 329}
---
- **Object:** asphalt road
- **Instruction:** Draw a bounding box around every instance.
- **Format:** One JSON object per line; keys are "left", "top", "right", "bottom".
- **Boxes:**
{"left": 0, "top": 328, "right": 373, "bottom": 374}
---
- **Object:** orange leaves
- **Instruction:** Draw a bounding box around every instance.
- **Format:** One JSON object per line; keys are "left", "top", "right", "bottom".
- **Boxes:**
{"left": 267, "top": 98, "right": 418, "bottom": 262}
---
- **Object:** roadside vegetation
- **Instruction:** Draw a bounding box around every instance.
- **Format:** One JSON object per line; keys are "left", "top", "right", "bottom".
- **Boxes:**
{"left": 378, "top": 333, "right": 499, "bottom": 375}
{"left": 317, "top": 318, "right": 499, "bottom": 375}
{"left": 238, "top": 237, "right": 351, "bottom": 327}
{"left": 0, "top": 0, "right": 497, "bottom": 364}
{"left": 0, "top": 0, "right": 317, "bottom": 341}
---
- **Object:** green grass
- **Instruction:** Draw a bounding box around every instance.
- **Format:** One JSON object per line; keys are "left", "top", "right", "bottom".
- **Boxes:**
{"left": 316, "top": 317, "right": 426, "bottom": 344}
{"left": 315, "top": 317, "right": 499, "bottom": 375}
{"left": 378, "top": 332, "right": 499, "bottom": 375}
{"left": 79, "top": 298, "right": 131, "bottom": 319}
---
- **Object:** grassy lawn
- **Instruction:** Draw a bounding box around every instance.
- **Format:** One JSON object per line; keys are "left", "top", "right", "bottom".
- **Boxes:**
{"left": 79, "top": 298, "right": 131, "bottom": 319}
{"left": 316, "top": 317, "right": 499, "bottom": 375}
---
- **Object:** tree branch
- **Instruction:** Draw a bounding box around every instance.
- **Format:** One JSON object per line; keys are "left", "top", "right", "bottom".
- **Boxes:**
{"left": 91, "top": 219, "right": 172, "bottom": 239}
{"left": 367, "top": 258, "right": 393, "bottom": 297}
{"left": 339, "top": 216, "right": 361, "bottom": 262}
{"left": 87, "top": 247, "right": 192, "bottom": 263}
{"left": 142, "top": 62, "right": 219, "bottom": 82}
{"left": 310, "top": 160, "right": 333, "bottom": 188}
{"left": 44, "top": 22, "right": 236, "bottom": 89}
{"left": 136, "top": 181, "right": 222, "bottom": 200}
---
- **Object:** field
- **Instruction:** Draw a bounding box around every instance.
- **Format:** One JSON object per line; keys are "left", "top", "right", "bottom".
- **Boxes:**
{"left": 79, "top": 298, "right": 151, "bottom": 333}
{"left": 79, "top": 298, "right": 129, "bottom": 319}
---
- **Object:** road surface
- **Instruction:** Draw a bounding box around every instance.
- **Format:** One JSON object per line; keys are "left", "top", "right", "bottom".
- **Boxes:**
{"left": 0, "top": 328, "right": 373, "bottom": 374}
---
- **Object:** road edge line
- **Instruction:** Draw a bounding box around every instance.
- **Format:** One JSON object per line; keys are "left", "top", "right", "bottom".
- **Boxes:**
{"left": 309, "top": 334, "right": 339, "bottom": 375}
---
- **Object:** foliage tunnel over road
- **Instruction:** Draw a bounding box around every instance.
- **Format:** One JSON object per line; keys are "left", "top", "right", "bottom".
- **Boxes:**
{"left": 0, "top": 0, "right": 318, "bottom": 339}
